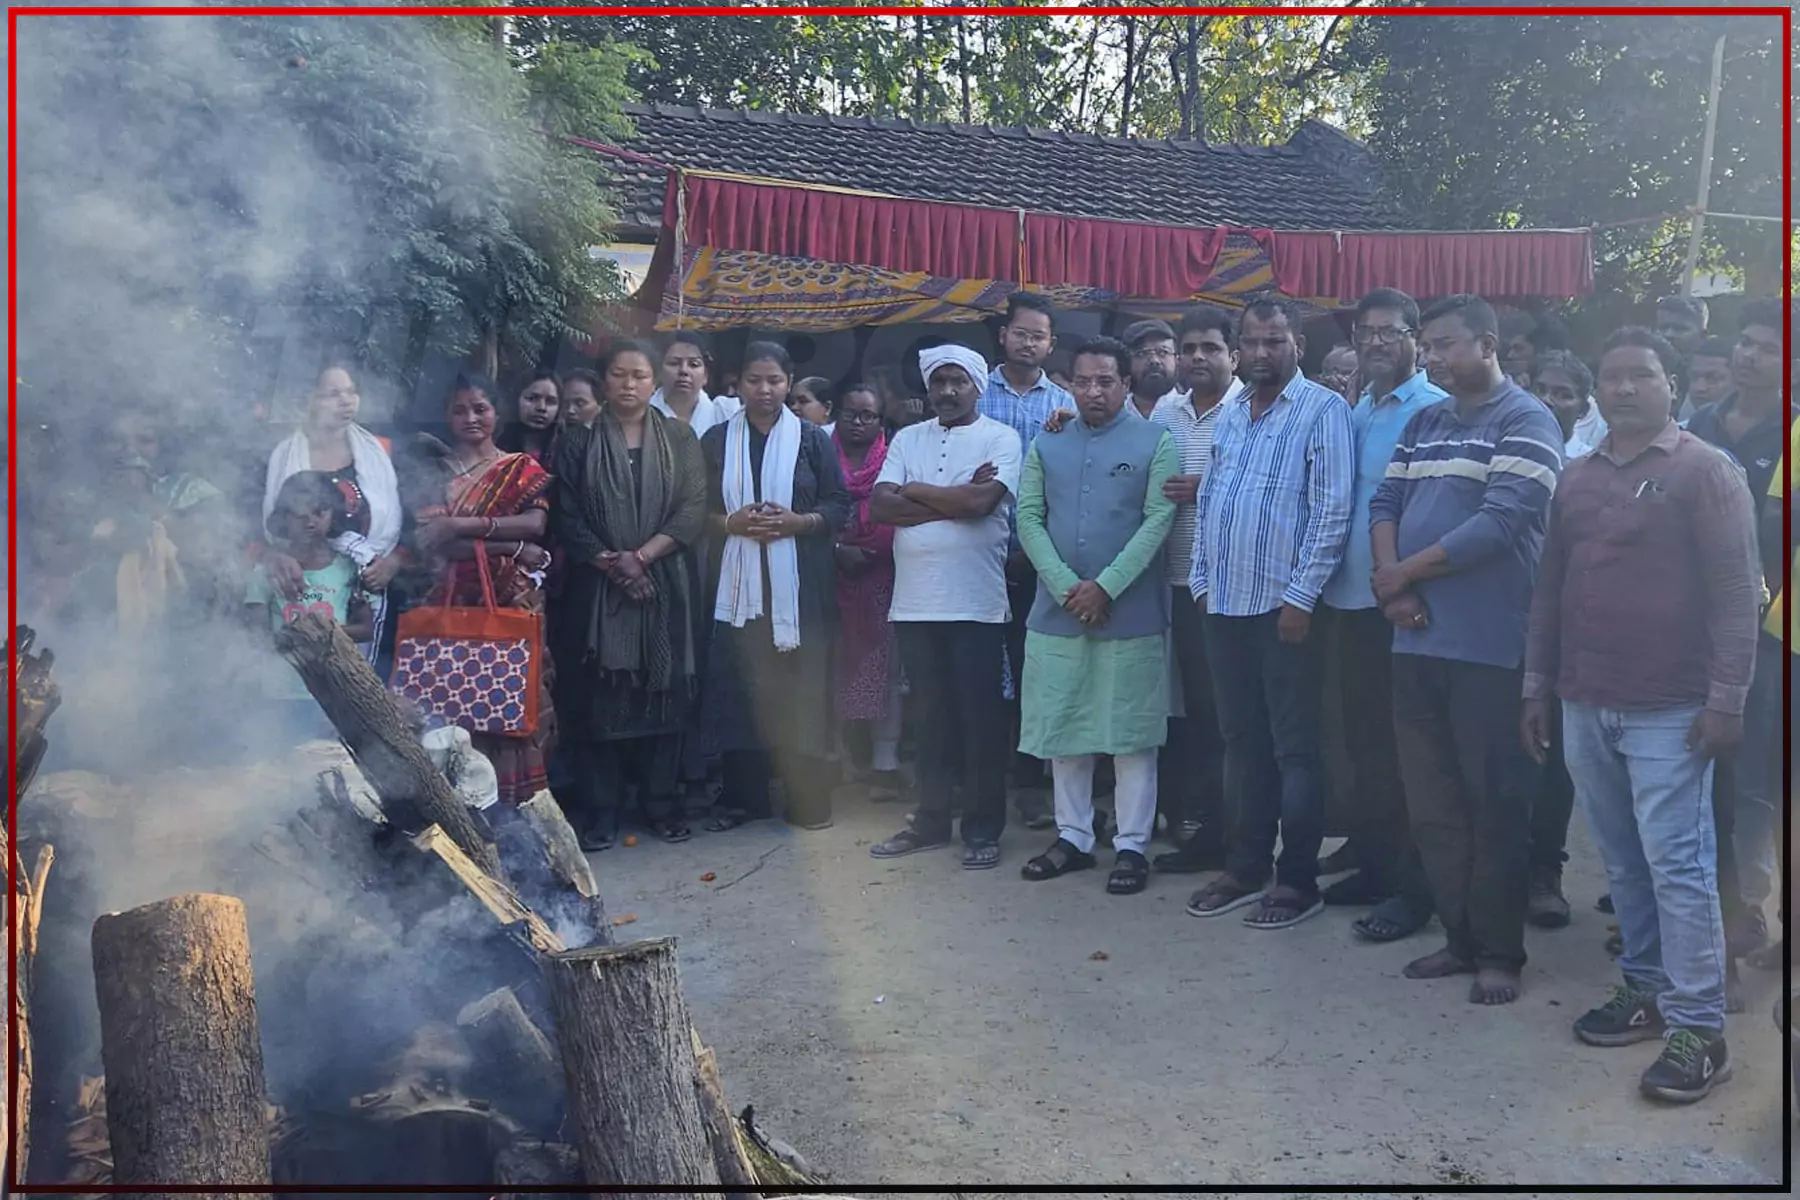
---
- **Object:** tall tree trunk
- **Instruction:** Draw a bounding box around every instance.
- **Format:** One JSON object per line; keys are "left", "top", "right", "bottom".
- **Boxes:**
{"left": 955, "top": 14, "right": 972, "bottom": 123}
{"left": 1120, "top": 16, "right": 1138, "bottom": 138}
{"left": 91, "top": 894, "right": 271, "bottom": 1195}
{"left": 1184, "top": 15, "right": 1200, "bottom": 139}
{"left": 1075, "top": 19, "right": 1100, "bottom": 129}
{"left": 913, "top": 14, "right": 926, "bottom": 118}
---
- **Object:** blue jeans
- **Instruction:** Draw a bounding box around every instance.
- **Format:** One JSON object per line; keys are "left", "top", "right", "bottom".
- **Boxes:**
{"left": 1563, "top": 700, "right": 1728, "bottom": 1034}
{"left": 1202, "top": 610, "right": 1325, "bottom": 896}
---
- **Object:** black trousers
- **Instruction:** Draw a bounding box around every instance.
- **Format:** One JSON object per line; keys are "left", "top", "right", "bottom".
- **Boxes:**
{"left": 1204, "top": 610, "right": 1326, "bottom": 896}
{"left": 719, "top": 746, "right": 835, "bottom": 827}
{"left": 563, "top": 734, "right": 683, "bottom": 839}
{"left": 898, "top": 621, "right": 1009, "bottom": 846}
{"left": 1159, "top": 586, "right": 1225, "bottom": 839}
{"left": 1392, "top": 655, "right": 1538, "bottom": 972}
{"left": 1527, "top": 695, "right": 1576, "bottom": 872}
{"left": 1325, "top": 604, "right": 1431, "bottom": 905}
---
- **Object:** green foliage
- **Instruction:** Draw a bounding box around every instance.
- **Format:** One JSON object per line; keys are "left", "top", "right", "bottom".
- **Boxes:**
{"left": 1348, "top": 12, "right": 1785, "bottom": 299}
{"left": 17, "top": 12, "right": 636, "bottom": 405}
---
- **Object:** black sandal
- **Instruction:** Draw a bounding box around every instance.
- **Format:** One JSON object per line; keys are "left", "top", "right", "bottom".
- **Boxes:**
{"left": 1106, "top": 850, "right": 1149, "bottom": 895}
{"left": 707, "top": 810, "right": 752, "bottom": 833}
{"left": 1021, "top": 838, "right": 1096, "bottom": 881}
{"left": 649, "top": 818, "right": 693, "bottom": 844}
{"left": 1352, "top": 895, "right": 1432, "bottom": 942}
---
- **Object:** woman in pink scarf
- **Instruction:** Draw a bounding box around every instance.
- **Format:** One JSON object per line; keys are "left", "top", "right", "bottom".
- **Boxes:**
{"left": 830, "top": 383, "right": 904, "bottom": 790}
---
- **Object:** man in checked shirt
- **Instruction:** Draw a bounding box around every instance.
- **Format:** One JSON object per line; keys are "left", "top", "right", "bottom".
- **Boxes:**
{"left": 1183, "top": 297, "right": 1354, "bottom": 931}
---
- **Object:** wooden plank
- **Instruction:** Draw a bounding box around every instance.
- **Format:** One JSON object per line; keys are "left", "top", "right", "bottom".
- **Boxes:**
{"left": 409, "top": 826, "right": 564, "bottom": 958}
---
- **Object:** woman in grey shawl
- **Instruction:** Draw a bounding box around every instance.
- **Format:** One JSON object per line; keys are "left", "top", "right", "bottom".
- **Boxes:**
{"left": 552, "top": 340, "right": 708, "bottom": 850}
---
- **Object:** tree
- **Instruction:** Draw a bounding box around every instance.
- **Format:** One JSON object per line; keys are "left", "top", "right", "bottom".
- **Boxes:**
{"left": 1349, "top": 11, "right": 1785, "bottom": 298}
{"left": 16, "top": 12, "right": 636, "bottom": 421}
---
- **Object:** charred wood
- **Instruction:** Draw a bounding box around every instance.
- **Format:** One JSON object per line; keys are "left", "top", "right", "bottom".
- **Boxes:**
{"left": 274, "top": 612, "right": 499, "bottom": 877}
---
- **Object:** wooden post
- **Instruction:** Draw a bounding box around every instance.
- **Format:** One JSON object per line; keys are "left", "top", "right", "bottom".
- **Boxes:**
{"left": 90, "top": 894, "right": 271, "bottom": 1193}
{"left": 546, "top": 938, "right": 719, "bottom": 1197}
{"left": 275, "top": 612, "right": 501, "bottom": 877}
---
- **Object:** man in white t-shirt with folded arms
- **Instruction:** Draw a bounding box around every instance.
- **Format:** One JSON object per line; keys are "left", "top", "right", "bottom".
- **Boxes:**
{"left": 868, "top": 343, "right": 1023, "bottom": 871}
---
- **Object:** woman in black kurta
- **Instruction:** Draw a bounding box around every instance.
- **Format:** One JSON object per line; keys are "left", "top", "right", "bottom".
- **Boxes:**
{"left": 699, "top": 342, "right": 850, "bottom": 830}
{"left": 552, "top": 341, "right": 709, "bottom": 849}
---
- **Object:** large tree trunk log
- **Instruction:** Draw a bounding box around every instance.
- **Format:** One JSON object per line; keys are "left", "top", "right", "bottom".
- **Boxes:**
{"left": 275, "top": 612, "right": 500, "bottom": 877}
{"left": 90, "top": 894, "right": 270, "bottom": 1194}
{"left": 546, "top": 938, "right": 719, "bottom": 1197}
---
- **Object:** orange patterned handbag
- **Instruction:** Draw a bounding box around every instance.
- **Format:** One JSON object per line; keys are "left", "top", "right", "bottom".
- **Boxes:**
{"left": 389, "top": 544, "right": 541, "bottom": 737}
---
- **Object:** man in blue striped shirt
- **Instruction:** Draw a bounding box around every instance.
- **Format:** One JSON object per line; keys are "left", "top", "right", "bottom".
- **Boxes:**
{"left": 1185, "top": 297, "right": 1354, "bottom": 931}
{"left": 982, "top": 293, "right": 1075, "bottom": 828}
{"left": 1369, "top": 293, "right": 1562, "bottom": 1007}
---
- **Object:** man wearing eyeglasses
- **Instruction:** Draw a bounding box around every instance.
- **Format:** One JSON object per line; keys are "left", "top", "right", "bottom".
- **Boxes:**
{"left": 1317, "top": 289, "right": 1445, "bottom": 945}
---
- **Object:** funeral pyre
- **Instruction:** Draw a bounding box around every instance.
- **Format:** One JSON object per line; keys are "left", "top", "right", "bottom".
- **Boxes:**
{"left": 10, "top": 620, "right": 827, "bottom": 1194}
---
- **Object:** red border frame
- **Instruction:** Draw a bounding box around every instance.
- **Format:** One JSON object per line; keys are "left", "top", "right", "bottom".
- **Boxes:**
{"left": 6, "top": 3, "right": 1793, "bottom": 1193}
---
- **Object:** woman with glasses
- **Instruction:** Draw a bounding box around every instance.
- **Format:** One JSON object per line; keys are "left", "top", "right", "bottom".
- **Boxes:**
{"left": 831, "top": 383, "right": 905, "bottom": 794}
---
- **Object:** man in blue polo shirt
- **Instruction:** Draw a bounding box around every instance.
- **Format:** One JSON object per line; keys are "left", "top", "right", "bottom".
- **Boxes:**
{"left": 1369, "top": 293, "right": 1562, "bottom": 1007}
{"left": 1317, "top": 288, "right": 1445, "bottom": 945}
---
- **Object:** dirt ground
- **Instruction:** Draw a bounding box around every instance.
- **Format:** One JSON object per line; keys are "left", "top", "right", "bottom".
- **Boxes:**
{"left": 592, "top": 784, "right": 1789, "bottom": 1191}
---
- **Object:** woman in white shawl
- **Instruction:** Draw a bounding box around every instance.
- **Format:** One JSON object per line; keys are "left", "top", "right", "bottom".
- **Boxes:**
{"left": 651, "top": 330, "right": 741, "bottom": 437}
{"left": 261, "top": 364, "right": 403, "bottom": 666}
{"left": 697, "top": 341, "right": 850, "bottom": 831}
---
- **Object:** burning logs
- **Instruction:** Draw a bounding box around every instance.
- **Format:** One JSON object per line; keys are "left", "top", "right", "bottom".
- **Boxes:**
{"left": 546, "top": 938, "right": 720, "bottom": 1197}
{"left": 90, "top": 893, "right": 271, "bottom": 1194}
{"left": 10, "top": 623, "right": 62, "bottom": 1180}
{"left": 274, "top": 612, "right": 500, "bottom": 877}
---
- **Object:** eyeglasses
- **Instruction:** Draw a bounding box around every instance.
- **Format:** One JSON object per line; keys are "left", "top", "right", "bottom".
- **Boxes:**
{"left": 1004, "top": 329, "right": 1052, "bottom": 345}
{"left": 839, "top": 410, "right": 883, "bottom": 424}
{"left": 1352, "top": 326, "right": 1415, "bottom": 347}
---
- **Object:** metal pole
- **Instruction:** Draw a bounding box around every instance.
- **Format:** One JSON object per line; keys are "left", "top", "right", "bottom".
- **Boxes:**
{"left": 1680, "top": 35, "right": 1728, "bottom": 297}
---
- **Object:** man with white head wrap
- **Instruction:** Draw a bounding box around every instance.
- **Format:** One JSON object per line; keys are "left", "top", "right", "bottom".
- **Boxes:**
{"left": 867, "top": 342, "right": 1023, "bottom": 871}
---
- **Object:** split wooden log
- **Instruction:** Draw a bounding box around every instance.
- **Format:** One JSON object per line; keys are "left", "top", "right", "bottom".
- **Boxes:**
{"left": 411, "top": 825, "right": 564, "bottom": 958}
{"left": 11, "top": 844, "right": 53, "bottom": 1184}
{"left": 546, "top": 938, "right": 720, "bottom": 1197}
{"left": 90, "top": 893, "right": 271, "bottom": 1194}
{"left": 9, "top": 624, "right": 61, "bottom": 1185}
{"left": 691, "top": 1038, "right": 757, "bottom": 1198}
{"left": 457, "top": 987, "right": 563, "bottom": 1128}
{"left": 275, "top": 611, "right": 500, "bottom": 877}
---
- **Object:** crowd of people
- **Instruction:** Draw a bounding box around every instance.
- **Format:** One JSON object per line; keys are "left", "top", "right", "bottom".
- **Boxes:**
{"left": 25, "top": 286, "right": 1790, "bottom": 1111}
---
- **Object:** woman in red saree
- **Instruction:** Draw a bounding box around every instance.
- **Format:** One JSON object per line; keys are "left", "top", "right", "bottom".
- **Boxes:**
{"left": 413, "top": 373, "right": 557, "bottom": 806}
{"left": 831, "top": 384, "right": 904, "bottom": 791}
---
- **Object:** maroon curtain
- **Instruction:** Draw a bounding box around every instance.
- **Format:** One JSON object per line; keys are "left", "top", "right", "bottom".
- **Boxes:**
{"left": 1023, "top": 215, "right": 1226, "bottom": 295}
{"left": 673, "top": 174, "right": 1019, "bottom": 281}
{"left": 1256, "top": 230, "right": 1594, "bottom": 300}
{"left": 667, "top": 174, "right": 1595, "bottom": 303}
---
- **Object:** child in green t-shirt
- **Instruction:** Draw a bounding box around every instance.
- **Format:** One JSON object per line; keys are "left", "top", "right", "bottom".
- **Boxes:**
{"left": 247, "top": 472, "right": 373, "bottom": 741}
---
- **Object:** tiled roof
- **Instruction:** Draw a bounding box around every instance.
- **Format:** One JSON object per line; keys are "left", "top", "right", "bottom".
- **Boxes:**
{"left": 604, "top": 103, "right": 1410, "bottom": 239}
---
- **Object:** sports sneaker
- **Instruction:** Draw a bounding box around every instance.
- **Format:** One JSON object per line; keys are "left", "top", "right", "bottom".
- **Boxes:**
{"left": 1525, "top": 865, "right": 1571, "bottom": 929}
{"left": 1639, "top": 1029, "right": 1731, "bottom": 1103}
{"left": 1573, "top": 984, "right": 1665, "bottom": 1047}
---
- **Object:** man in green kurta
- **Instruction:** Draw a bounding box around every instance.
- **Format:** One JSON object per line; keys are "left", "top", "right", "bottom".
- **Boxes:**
{"left": 1017, "top": 336, "right": 1180, "bottom": 895}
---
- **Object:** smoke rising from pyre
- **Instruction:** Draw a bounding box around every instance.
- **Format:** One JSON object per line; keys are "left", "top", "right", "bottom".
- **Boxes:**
{"left": 13, "top": 11, "right": 600, "bottom": 1184}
